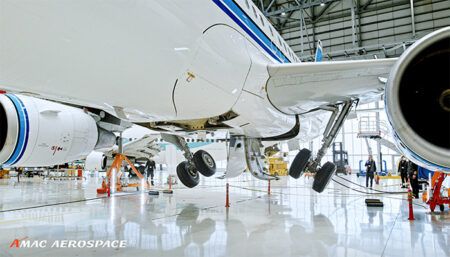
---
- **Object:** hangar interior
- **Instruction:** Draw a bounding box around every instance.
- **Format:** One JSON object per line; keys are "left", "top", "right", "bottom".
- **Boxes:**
{"left": 261, "top": 0, "right": 450, "bottom": 60}
{"left": 0, "top": 1, "right": 449, "bottom": 257}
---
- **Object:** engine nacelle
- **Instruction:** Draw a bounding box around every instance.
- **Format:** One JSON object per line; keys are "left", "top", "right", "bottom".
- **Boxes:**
{"left": 385, "top": 27, "right": 450, "bottom": 171}
{"left": 0, "top": 94, "right": 115, "bottom": 167}
{"left": 84, "top": 151, "right": 108, "bottom": 171}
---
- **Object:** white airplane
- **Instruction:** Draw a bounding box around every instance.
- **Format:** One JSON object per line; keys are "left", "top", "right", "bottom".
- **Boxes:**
{"left": 85, "top": 125, "right": 228, "bottom": 173}
{"left": 84, "top": 134, "right": 160, "bottom": 172}
{"left": 0, "top": 0, "right": 448, "bottom": 192}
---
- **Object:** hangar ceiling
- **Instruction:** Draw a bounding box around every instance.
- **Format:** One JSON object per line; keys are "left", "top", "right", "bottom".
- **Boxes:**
{"left": 252, "top": 0, "right": 450, "bottom": 60}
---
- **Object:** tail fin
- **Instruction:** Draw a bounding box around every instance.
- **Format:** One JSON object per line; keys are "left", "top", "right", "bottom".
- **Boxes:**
{"left": 314, "top": 40, "right": 323, "bottom": 62}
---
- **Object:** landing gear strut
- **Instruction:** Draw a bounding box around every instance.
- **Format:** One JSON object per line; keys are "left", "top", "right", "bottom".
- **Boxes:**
{"left": 161, "top": 134, "right": 216, "bottom": 188}
{"left": 291, "top": 100, "right": 356, "bottom": 193}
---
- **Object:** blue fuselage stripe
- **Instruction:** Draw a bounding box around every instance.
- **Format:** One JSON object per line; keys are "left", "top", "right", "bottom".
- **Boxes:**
{"left": 213, "top": 0, "right": 291, "bottom": 63}
{"left": 5, "top": 94, "right": 29, "bottom": 165}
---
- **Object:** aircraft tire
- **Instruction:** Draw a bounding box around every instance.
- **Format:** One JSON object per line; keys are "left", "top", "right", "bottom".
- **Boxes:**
{"left": 176, "top": 161, "right": 200, "bottom": 188}
{"left": 193, "top": 150, "right": 216, "bottom": 177}
{"left": 312, "top": 162, "right": 336, "bottom": 193}
{"left": 289, "top": 148, "right": 311, "bottom": 179}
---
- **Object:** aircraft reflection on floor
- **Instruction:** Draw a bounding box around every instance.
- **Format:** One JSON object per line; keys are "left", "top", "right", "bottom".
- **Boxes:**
{"left": 0, "top": 175, "right": 449, "bottom": 257}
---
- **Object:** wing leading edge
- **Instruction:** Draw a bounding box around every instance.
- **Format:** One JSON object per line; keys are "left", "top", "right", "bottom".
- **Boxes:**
{"left": 266, "top": 58, "right": 397, "bottom": 115}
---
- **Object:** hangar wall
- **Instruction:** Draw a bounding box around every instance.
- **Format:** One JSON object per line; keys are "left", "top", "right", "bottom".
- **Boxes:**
{"left": 255, "top": 0, "right": 450, "bottom": 60}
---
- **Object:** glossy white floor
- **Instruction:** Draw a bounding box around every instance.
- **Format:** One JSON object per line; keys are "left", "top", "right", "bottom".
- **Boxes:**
{"left": 0, "top": 171, "right": 448, "bottom": 257}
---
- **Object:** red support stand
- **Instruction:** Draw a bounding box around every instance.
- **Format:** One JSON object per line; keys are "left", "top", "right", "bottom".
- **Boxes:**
{"left": 427, "top": 172, "right": 449, "bottom": 212}
{"left": 97, "top": 154, "right": 147, "bottom": 195}
{"left": 268, "top": 180, "right": 271, "bottom": 195}
{"left": 225, "top": 183, "right": 230, "bottom": 208}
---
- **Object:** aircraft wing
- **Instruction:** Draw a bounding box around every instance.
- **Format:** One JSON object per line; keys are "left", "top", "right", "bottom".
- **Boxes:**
{"left": 105, "top": 134, "right": 160, "bottom": 160}
{"left": 266, "top": 58, "right": 398, "bottom": 114}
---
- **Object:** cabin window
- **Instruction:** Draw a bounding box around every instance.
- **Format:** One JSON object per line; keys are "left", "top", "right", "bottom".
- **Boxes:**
{"left": 260, "top": 15, "right": 265, "bottom": 26}
{"left": 269, "top": 26, "right": 274, "bottom": 36}
{"left": 252, "top": 6, "right": 257, "bottom": 17}
{"left": 245, "top": 0, "right": 250, "bottom": 9}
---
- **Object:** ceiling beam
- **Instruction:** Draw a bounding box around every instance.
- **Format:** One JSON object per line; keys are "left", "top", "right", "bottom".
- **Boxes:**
{"left": 265, "top": 0, "right": 341, "bottom": 17}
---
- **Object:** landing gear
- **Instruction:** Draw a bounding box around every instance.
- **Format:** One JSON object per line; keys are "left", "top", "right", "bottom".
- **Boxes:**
{"left": 290, "top": 100, "right": 355, "bottom": 193}
{"left": 289, "top": 148, "right": 311, "bottom": 179}
{"left": 193, "top": 150, "right": 216, "bottom": 177}
{"left": 162, "top": 133, "right": 216, "bottom": 188}
{"left": 176, "top": 161, "right": 199, "bottom": 188}
{"left": 312, "top": 162, "right": 337, "bottom": 193}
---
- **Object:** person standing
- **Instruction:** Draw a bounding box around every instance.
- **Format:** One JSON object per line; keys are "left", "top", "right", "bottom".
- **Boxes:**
{"left": 408, "top": 161, "right": 419, "bottom": 198}
{"left": 145, "top": 159, "right": 156, "bottom": 186}
{"left": 365, "top": 155, "right": 377, "bottom": 188}
{"left": 398, "top": 156, "right": 409, "bottom": 188}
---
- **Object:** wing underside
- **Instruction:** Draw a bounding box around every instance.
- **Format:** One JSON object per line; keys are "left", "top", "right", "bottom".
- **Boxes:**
{"left": 266, "top": 58, "right": 398, "bottom": 115}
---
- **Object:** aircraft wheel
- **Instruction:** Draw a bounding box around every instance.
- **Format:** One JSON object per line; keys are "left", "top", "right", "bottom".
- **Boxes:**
{"left": 312, "top": 162, "right": 336, "bottom": 193}
{"left": 440, "top": 204, "right": 445, "bottom": 212}
{"left": 193, "top": 150, "right": 216, "bottom": 177}
{"left": 176, "top": 161, "right": 199, "bottom": 188}
{"left": 289, "top": 148, "right": 311, "bottom": 179}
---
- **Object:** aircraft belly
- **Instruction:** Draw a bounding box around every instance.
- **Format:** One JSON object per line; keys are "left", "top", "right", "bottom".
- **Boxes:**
{"left": 0, "top": 0, "right": 230, "bottom": 121}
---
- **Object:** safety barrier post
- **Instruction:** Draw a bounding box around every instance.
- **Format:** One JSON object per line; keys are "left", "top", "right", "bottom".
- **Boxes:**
{"left": 408, "top": 186, "right": 415, "bottom": 221}
{"left": 162, "top": 175, "right": 174, "bottom": 194}
{"left": 268, "top": 180, "right": 271, "bottom": 195}
{"left": 225, "top": 183, "right": 230, "bottom": 208}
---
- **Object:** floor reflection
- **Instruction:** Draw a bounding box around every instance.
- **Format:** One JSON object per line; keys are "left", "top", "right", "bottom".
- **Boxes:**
{"left": 0, "top": 174, "right": 449, "bottom": 257}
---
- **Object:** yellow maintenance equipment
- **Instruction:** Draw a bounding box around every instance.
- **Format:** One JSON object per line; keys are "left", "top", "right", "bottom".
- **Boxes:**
{"left": 268, "top": 157, "right": 288, "bottom": 176}
{"left": 0, "top": 169, "right": 9, "bottom": 179}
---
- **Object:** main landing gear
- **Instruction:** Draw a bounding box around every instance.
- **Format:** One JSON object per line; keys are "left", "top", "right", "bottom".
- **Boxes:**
{"left": 289, "top": 100, "right": 356, "bottom": 193}
{"left": 161, "top": 134, "right": 216, "bottom": 188}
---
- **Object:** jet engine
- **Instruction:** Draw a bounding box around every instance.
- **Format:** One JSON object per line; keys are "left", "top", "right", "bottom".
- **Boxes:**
{"left": 84, "top": 151, "right": 108, "bottom": 171}
{"left": 385, "top": 27, "right": 450, "bottom": 171}
{"left": 0, "top": 94, "right": 115, "bottom": 167}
